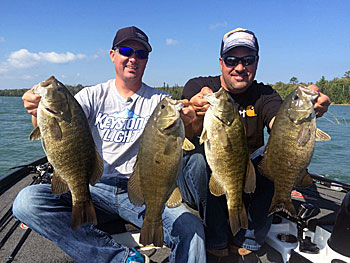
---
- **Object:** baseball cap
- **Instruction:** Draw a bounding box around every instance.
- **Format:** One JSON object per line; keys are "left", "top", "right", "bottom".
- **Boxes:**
{"left": 112, "top": 26, "right": 152, "bottom": 52}
{"left": 220, "top": 28, "right": 259, "bottom": 56}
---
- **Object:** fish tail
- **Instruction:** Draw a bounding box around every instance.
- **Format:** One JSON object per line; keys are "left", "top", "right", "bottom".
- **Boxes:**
{"left": 228, "top": 205, "right": 248, "bottom": 236}
{"left": 140, "top": 218, "right": 163, "bottom": 247}
{"left": 268, "top": 196, "right": 297, "bottom": 217}
{"left": 71, "top": 199, "right": 97, "bottom": 230}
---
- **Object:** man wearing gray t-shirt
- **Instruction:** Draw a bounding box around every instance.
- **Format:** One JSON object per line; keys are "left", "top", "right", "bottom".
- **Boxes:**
{"left": 15, "top": 26, "right": 206, "bottom": 263}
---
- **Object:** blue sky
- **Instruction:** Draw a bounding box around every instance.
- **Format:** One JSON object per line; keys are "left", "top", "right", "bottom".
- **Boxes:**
{"left": 1, "top": 0, "right": 349, "bottom": 90}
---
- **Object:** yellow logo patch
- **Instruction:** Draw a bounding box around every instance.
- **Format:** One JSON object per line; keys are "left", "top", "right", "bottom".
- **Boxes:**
{"left": 246, "top": 105, "right": 257, "bottom": 117}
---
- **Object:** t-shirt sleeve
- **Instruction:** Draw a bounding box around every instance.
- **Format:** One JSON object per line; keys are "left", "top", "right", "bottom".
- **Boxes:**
{"left": 74, "top": 87, "right": 93, "bottom": 120}
{"left": 262, "top": 89, "right": 283, "bottom": 131}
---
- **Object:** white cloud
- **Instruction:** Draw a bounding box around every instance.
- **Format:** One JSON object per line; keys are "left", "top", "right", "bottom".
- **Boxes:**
{"left": 209, "top": 21, "right": 228, "bottom": 30}
{"left": 93, "top": 49, "right": 108, "bottom": 59}
{"left": 6, "top": 49, "right": 87, "bottom": 69}
{"left": 166, "top": 38, "right": 180, "bottom": 46}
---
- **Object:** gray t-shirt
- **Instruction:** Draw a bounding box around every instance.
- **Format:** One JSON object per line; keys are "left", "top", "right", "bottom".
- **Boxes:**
{"left": 75, "top": 79, "right": 168, "bottom": 179}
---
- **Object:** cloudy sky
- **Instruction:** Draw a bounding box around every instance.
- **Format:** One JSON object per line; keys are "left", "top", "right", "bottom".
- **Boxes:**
{"left": 1, "top": 0, "right": 349, "bottom": 89}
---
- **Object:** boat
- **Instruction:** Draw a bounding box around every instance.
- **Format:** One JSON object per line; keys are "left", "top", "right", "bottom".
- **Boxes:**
{"left": 0, "top": 157, "right": 349, "bottom": 263}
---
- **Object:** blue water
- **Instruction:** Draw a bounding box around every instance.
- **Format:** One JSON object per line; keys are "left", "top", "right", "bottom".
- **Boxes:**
{"left": 0, "top": 96, "right": 44, "bottom": 176}
{"left": 0, "top": 97, "right": 349, "bottom": 183}
{"left": 309, "top": 105, "right": 350, "bottom": 183}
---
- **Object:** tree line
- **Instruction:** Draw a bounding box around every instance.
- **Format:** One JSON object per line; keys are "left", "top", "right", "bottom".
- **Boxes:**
{"left": 0, "top": 84, "right": 86, "bottom": 97}
{"left": 1, "top": 72, "right": 350, "bottom": 104}
{"left": 272, "top": 71, "right": 350, "bottom": 104}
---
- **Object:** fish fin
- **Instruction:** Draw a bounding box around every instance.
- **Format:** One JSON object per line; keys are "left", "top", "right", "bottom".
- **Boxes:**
{"left": 228, "top": 204, "right": 248, "bottom": 236}
{"left": 71, "top": 199, "right": 97, "bottom": 230}
{"left": 49, "top": 118, "right": 63, "bottom": 140}
{"left": 258, "top": 157, "right": 274, "bottom": 182}
{"left": 295, "top": 169, "right": 314, "bottom": 188}
{"left": 209, "top": 175, "right": 226, "bottom": 196}
{"left": 182, "top": 138, "right": 195, "bottom": 151}
{"left": 315, "top": 128, "right": 331, "bottom": 141}
{"left": 140, "top": 218, "right": 164, "bottom": 247}
{"left": 297, "top": 126, "right": 311, "bottom": 146}
{"left": 89, "top": 149, "right": 104, "bottom": 186}
{"left": 127, "top": 169, "right": 144, "bottom": 206}
{"left": 244, "top": 160, "right": 256, "bottom": 193}
{"left": 29, "top": 126, "right": 42, "bottom": 140}
{"left": 61, "top": 102, "right": 72, "bottom": 123}
{"left": 217, "top": 126, "right": 229, "bottom": 147}
{"left": 41, "top": 138, "right": 48, "bottom": 155}
{"left": 166, "top": 187, "right": 182, "bottom": 208}
{"left": 268, "top": 196, "right": 297, "bottom": 217}
{"left": 163, "top": 137, "right": 177, "bottom": 155}
{"left": 51, "top": 172, "right": 69, "bottom": 194}
{"left": 199, "top": 128, "right": 208, "bottom": 144}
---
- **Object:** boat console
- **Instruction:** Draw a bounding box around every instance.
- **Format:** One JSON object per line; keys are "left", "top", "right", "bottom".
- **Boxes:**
{"left": 266, "top": 185, "right": 350, "bottom": 263}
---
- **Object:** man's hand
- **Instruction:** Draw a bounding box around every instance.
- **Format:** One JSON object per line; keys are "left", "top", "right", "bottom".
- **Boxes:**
{"left": 22, "top": 86, "right": 41, "bottom": 127}
{"left": 308, "top": 84, "right": 331, "bottom": 117}
{"left": 189, "top": 87, "right": 212, "bottom": 117}
{"left": 22, "top": 86, "right": 41, "bottom": 117}
{"left": 183, "top": 87, "right": 213, "bottom": 138}
{"left": 179, "top": 99, "right": 196, "bottom": 127}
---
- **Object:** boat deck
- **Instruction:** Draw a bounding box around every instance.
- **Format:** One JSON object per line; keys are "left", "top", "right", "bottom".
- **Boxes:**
{"left": 0, "top": 159, "right": 347, "bottom": 263}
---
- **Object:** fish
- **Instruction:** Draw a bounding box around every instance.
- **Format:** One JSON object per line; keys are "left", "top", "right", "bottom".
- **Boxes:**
{"left": 199, "top": 87, "right": 256, "bottom": 236}
{"left": 127, "top": 97, "right": 195, "bottom": 247}
{"left": 258, "top": 86, "right": 331, "bottom": 217}
{"left": 29, "top": 76, "right": 103, "bottom": 229}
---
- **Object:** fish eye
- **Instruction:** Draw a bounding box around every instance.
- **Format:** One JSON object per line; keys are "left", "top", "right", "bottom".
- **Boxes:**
{"left": 160, "top": 104, "right": 166, "bottom": 109}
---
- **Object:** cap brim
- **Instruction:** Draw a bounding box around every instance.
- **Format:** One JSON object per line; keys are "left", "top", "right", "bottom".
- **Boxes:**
{"left": 115, "top": 37, "right": 152, "bottom": 52}
{"left": 222, "top": 43, "right": 257, "bottom": 56}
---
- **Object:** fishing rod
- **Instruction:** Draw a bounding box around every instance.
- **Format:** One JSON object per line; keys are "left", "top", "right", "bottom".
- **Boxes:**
{"left": 310, "top": 172, "right": 350, "bottom": 192}
{"left": 0, "top": 220, "right": 21, "bottom": 249}
{"left": 0, "top": 209, "right": 13, "bottom": 231}
{"left": 0, "top": 163, "right": 52, "bottom": 230}
{"left": 6, "top": 228, "right": 32, "bottom": 263}
{"left": 0, "top": 173, "right": 39, "bottom": 230}
{"left": 0, "top": 162, "right": 53, "bottom": 259}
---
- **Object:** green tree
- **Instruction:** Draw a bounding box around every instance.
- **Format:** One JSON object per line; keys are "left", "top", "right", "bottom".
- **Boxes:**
{"left": 344, "top": 71, "right": 350, "bottom": 78}
{"left": 289, "top": 77, "right": 298, "bottom": 84}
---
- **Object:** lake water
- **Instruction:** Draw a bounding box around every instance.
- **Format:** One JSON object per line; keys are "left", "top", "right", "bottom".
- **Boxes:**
{"left": 0, "top": 96, "right": 349, "bottom": 183}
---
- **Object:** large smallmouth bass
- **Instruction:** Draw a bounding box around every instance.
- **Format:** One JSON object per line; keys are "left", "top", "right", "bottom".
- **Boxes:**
{"left": 128, "top": 97, "right": 194, "bottom": 247}
{"left": 200, "top": 88, "right": 256, "bottom": 236}
{"left": 30, "top": 76, "right": 103, "bottom": 229}
{"left": 258, "top": 86, "right": 330, "bottom": 217}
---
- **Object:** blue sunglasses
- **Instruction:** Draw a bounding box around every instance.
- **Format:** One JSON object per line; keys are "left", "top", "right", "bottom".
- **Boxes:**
{"left": 115, "top": 46, "right": 149, "bottom": 60}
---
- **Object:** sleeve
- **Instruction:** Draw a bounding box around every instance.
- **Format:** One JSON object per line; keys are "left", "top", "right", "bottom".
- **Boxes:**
{"left": 262, "top": 89, "right": 283, "bottom": 132}
{"left": 74, "top": 87, "right": 93, "bottom": 120}
{"left": 182, "top": 77, "right": 208, "bottom": 100}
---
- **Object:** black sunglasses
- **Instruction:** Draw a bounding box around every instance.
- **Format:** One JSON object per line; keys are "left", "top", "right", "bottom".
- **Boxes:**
{"left": 223, "top": 55, "right": 257, "bottom": 67}
{"left": 115, "top": 46, "right": 149, "bottom": 60}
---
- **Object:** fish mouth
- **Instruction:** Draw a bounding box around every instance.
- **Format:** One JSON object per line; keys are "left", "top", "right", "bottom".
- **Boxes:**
{"left": 294, "top": 109, "right": 310, "bottom": 113}
{"left": 41, "top": 99, "right": 66, "bottom": 115}
{"left": 299, "top": 86, "right": 319, "bottom": 102}
{"left": 292, "top": 111, "right": 315, "bottom": 124}
{"left": 163, "top": 117, "right": 180, "bottom": 131}
{"left": 45, "top": 107, "right": 59, "bottom": 115}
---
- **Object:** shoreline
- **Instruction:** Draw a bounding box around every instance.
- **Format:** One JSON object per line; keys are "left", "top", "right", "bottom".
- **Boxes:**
{"left": 1, "top": 95, "right": 350, "bottom": 106}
